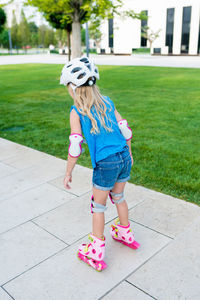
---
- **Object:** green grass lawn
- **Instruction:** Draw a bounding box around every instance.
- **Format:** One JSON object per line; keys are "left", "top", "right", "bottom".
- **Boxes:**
{"left": 132, "top": 48, "right": 150, "bottom": 54}
{"left": 0, "top": 64, "right": 199, "bottom": 205}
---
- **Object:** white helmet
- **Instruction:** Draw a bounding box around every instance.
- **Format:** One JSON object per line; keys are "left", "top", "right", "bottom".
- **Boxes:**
{"left": 60, "top": 56, "right": 99, "bottom": 87}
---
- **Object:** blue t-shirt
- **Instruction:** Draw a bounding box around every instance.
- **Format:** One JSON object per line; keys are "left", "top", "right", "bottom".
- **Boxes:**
{"left": 70, "top": 96, "right": 127, "bottom": 169}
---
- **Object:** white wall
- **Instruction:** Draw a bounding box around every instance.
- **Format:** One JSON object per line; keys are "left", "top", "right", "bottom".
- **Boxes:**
{"left": 100, "top": 0, "right": 200, "bottom": 55}
{"left": 189, "top": 3, "right": 200, "bottom": 54}
{"left": 113, "top": 15, "right": 137, "bottom": 54}
{"left": 173, "top": 5, "right": 183, "bottom": 54}
{"left": 99, "top": 20, "right": 109, "bottom": 52}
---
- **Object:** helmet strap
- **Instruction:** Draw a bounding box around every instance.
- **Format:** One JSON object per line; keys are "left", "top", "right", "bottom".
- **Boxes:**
{"left": 70, "top": 83, "right": 77, "bottom": 97}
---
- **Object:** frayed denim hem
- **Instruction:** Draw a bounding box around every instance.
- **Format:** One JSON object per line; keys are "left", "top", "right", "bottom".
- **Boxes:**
{"left": 92, "top": 182, "right": 114, "bottom": 191}
{"left": 116, "top": 175, "right": 130, "bottom": 183}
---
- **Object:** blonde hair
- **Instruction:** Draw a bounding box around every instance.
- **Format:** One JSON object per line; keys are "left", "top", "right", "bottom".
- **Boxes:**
{"left": 68, "top": 84, "right": 113, "bottom": 134}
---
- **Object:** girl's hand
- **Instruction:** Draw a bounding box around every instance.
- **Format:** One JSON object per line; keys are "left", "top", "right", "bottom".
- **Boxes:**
{"left": 63, "top": 174, "right": 72, "bottom": 189}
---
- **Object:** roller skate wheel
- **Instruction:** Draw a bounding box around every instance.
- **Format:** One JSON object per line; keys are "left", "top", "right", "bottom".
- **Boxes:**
{"left": 112, "top": 236, "right": 141, "bottom": 249}
{"left": 97, "top": 263, "right": 102, "bottom": 271}
{"left": 77, "top": 251, "right": 107, "bottom": 271}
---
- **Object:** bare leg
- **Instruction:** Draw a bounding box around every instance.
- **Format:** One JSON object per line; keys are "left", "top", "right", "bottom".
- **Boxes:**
{"left": 111, "top": 181, "right": 129, "bottom": 226}
{"left": 92, "top": 187, "right": 110, "bottom": 239}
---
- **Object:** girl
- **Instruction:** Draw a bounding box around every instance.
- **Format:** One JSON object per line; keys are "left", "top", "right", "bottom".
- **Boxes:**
{"left": 60, "top": 57, "right": 140, "bottom": 271}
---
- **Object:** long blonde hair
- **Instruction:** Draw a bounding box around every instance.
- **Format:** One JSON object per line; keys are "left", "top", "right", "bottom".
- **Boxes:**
{"left": 68, "top": 84, "right": 113, "bottom": 134}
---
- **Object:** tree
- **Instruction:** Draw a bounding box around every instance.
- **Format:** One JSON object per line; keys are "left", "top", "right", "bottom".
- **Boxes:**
{"left": 11, "top": 10, "right": 19, "bottom": 49}
{"left": 141, "top": 26, "right": 161, "bottom": 54}
{"left": 55, "top": 29, "right": 67, "bottom": 49}
{"left": 18, "top": 9, "right": 31, "bottom": 49}
{"left": 89, "top": 19, "right": 102, "bottom": 49}
{"left": 0, "top": 7, "right": 6, "bottom": 33}
{"left": 38, "top": 24, "right": 46, "bottom": 47}
{"left": 28, "top": 22, "right": 38, "bottom": 46}
{"left": 81, "top": 26, "right": 85, "bottom": 46}
{"left": 44, "top": 27, "right": 55, "bottom": 47}
{"left": 37, "top": 24, "right": 55, "bottom": 48}
{"left": 122, "top": 10, "right": 148, "bottom": 21}
{"left": 0, "top": 28, "right": 9, "bottom": 48}
{"left": 45, "top": 12, "right": 72, "bottom": 60}
{"left": 25, "top": 0, "right": 123, "bottom": 58}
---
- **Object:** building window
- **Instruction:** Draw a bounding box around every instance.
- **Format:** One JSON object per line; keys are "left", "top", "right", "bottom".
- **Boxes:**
{"left": 165, "top": 8, "right": 175, "bottom": 54}
{"left": 153, "top": 48, "right": 161, "bottom": 54}
{"left": 181, "top": 6, "right": 192, "bottom": 54}
{"left": 108, "top": 18, "right": 113, "bottom": 48}
{"left": 141, "top": 11, "right": 148, "bottom": 47}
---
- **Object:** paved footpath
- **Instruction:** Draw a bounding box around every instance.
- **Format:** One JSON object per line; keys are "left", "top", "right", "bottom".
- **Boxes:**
{"left": 0, "top": 54, "right": 200, "bottom": 68}
{"left": 0, "top": 137, "right": 200, "bottom": 300}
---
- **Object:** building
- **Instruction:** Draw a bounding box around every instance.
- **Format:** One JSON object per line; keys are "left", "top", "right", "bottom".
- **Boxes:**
{"left": 99, "top": 0, "right": 200, "bottom": 55}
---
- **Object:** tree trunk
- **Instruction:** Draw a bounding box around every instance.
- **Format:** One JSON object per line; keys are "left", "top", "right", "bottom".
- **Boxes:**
{"left": 71, "top": 20, "right": 81, "bottom": 59}
{"left": 67, "top": 30, "right": 71, "bottom": 61}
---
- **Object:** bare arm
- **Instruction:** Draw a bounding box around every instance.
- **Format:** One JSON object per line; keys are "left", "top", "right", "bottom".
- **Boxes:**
{"left": 64, "top": 109, "right": 82, "bottom": 188}
{"left": 114, "top": 109, "right": 133, "bottom": 165}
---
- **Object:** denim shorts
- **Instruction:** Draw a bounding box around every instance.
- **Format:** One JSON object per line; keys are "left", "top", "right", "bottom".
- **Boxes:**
{"left": 92, "top": 145, "right": 132, "bottom": 191}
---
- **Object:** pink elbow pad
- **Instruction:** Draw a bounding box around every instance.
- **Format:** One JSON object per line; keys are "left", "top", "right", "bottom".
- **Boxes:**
{"left": 118, "top": 119, "right": 132, "bottom": 141}
{"left": 68, "top": 133, "right": 83, "bottom": 157}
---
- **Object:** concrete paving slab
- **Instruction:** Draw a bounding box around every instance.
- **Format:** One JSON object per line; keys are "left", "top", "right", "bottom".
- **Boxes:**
{"left": 0, "top": 162, "right": 17, "bottom": 179}
{"left": 1, "top": 138, "right": 200, "bottom": 299}
{"left": 125, "top": 182, "right": 154, "bottom": 208}
{"left": 48, "top": 164, "right": 93, "bottom": 196}
{"left": 2, "top": 147, "right": 66, "bottom": 171}
{"left": 0, "top": 288, "right": 12, "bottom": 300}
{"left": 114, "top": 182, "right": 146, "bottom": 209}
{"left": 0, "top": 138, "right": 30, "bottom": 161}
{"left": 33, "top": 192, "right": 95, "bottom": 245}
{"left": 129, "top": 195, "right": 200, "bottom": 238}
{"left": 0, "top": 183, "right": 76, "bottom": 234}
{"left": 0, "top": 161, "right": 64, "bottom": 202}
{"left": 0, "top": 138, "right": 67, "bottom": 174}
{"left": 3, "top": 221, "right": 170, "bottom": 300}
{"left": 127, "top": 217, "right": 200, "bottom": 300}
{"left": 0, "top": 138, "right": 25, "bottom": 149}
{"left": 102, "top": 281, "right": 154, "bottom": 300}
{"left": 33, "top": 187, "right": 144, "bottom": 245}
{"left": 0, "top": 221, "right": 67, "bottom": 286}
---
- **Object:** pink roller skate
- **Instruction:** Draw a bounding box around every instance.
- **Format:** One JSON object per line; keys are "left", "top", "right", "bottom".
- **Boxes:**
{"left": 110, "top": 217, "right": 140, "bottom": 249}
{"left": 77, "top": 233, "right": 107, "bottom": 271}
